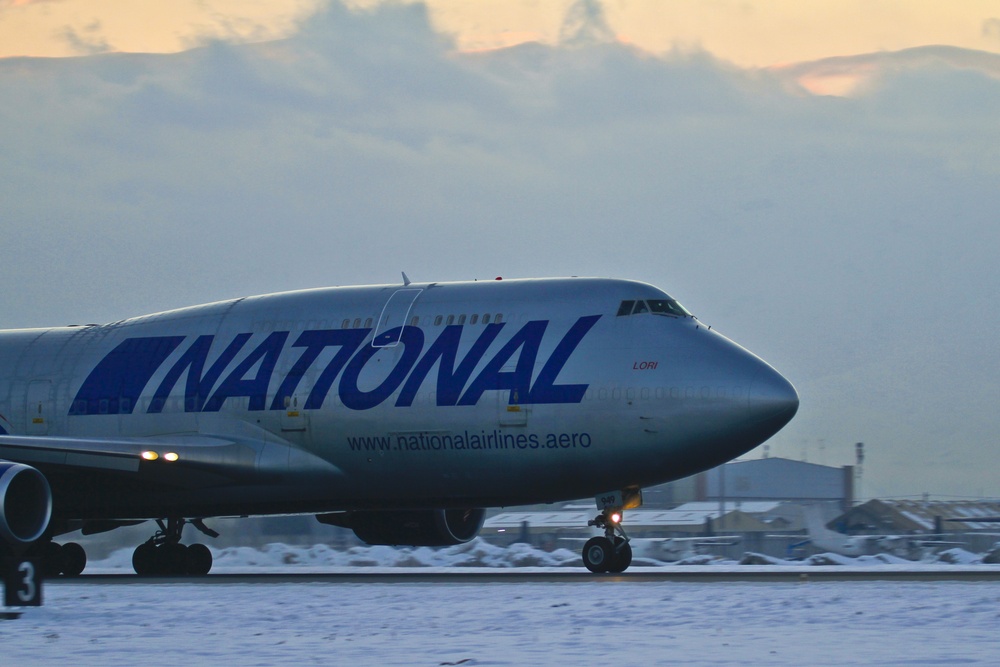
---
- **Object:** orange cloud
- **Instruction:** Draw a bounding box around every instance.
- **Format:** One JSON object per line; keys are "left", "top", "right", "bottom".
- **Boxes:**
{"left": 772, "top": 45, "right": 1000, "bottom": 97}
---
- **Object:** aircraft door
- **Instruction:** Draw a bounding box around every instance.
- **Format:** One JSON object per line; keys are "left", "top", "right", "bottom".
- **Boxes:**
{"left": 497, "top": 363, "right": 528, "bottom": 427}
{"left": 373, "top": 289, "right": 422, "bottom": 348}
{"left": 498, "top": 392, "right": 528, "bottom": 427}
{"left": 25, "top": 380, "right": 52, "bottom": 435}
{"left": 280, "top": 394, "right": 309, "bottom": 433}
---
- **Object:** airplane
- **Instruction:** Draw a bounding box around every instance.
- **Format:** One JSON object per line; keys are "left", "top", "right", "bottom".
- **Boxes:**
{"left": 798, "top": 504, "right": 962, "bottom": 559}
{"left": 0, "top": 276, "right": 797, "bottom": 576}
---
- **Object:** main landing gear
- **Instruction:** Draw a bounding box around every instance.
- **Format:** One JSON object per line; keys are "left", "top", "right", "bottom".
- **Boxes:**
{"left": 34, "top": 540, "right": 87, "bottom": 577}
{"left": 132, "top": 518, "right": 217, "bottom": 576}
{"left": 582, "top": 509, "right": 633, "bottom": 574}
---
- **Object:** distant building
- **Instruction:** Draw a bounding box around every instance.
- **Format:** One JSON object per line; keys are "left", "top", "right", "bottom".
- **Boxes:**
{"left": 482, "top": 500, "right": 811, "bottom": 558}
{"left": 644, "top": 457, "right": 854, "bottom": 511}
{"left": 834, "top": 499, "right": 1000, "bottom": 532}
{"left": 832, "top": 499, "right": 1000, "bottom": 553}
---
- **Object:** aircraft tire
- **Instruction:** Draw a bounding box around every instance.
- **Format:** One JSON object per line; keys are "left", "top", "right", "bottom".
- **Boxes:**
{"left": 582, "top": 536, "right": 613, "bottom": 573}
{"left": 161, "top": 543, "right": 188, "bottom": 575}
{"left": 185, "top": 543, "right": 213, "bottom": 575}
{"left": 132, "top": 542, "right": 157, "bottom": 575}
{"left": 60, "top": 542, "right": 87, "bottom": 576}
{"left": 38, "top": 541, "right": 64, "bottom": 577}
{"left": 606, "top": 538, "right": 632, "bottom": 573}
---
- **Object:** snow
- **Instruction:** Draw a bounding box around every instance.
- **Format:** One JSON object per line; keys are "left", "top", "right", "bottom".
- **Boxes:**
{"left": 78, "top": 539, "right": 1000, "bottom": 573}
{"left": 4, "top": 541, "right": 1000, "bottom": 665}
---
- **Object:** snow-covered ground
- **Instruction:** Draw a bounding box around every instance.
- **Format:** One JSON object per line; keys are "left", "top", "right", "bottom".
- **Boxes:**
{"left": 4, "top": 541, "right": 1000, "bottom": 666}
{"left": 78, "top": 538, "right": 1000, "bottom": 573}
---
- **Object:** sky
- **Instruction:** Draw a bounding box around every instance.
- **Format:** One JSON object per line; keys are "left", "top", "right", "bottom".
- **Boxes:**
{"left": 2, "top": 0, "right": 1000, "bottom": 499}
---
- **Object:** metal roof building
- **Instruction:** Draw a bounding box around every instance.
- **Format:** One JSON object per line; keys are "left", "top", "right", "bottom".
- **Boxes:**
{"left": 644, "top": 457, "right": 855, "bottom": 511}
{"left": 834, "top": 499, "right": 1000, "bottom": 533}
{"left": 484, "top": 502, "right": 780, "bottom": 538}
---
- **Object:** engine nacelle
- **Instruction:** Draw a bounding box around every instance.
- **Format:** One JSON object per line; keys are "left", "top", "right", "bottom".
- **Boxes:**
{"left": 317, "top": 508, "right": 486, "bottom": 547}
{"left": 0, "top": 462, "right": 53, "bottom": 546}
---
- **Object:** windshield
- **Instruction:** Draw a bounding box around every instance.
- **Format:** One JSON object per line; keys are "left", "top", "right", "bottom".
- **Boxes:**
{"left": 647, "top": 299, "right": 692, "bottom": 317}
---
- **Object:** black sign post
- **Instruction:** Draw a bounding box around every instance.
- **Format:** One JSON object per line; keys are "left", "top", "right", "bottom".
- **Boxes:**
{"left": 3, "top": 556, "right": 43, "bottom": 611}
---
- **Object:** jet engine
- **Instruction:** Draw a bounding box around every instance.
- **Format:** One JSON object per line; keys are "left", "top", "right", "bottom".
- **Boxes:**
{"left": 317, "top": 508, "right": 486, "bottom": 546}
{"left": 0, "top": 462, "right": 53, "bottom": 547}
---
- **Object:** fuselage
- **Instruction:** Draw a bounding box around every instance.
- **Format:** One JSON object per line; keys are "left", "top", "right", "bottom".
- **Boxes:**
{"left": 0, "top": 277, "right": 798, "bottom": 522}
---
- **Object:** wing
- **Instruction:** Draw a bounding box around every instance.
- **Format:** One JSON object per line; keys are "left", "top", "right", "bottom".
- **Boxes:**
{"left": 0, "top": 419, "right": 341, "bottom": 489}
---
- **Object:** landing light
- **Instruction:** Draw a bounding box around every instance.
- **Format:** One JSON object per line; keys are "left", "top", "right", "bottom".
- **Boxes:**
{"left": 610, "top": 512, "right": 622, "bottom": 524}
{"left": 163, "top": 452, "right": 179, "bottom": 462}
{"left": 141, "top": 451, "right": 159, "bottom": 461}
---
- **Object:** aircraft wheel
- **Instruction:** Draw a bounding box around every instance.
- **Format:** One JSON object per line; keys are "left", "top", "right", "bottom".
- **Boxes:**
{"left": 185, "top": 543, "right": 213, "bottom": 575}
{"left": 606, "top": 537, "right": 632, "bottom": 574}
{"left": 133, "top": 542, "right": 157, "bottom": 575}
{"left": 582, "top": 536, "right": 614, "bottom": 573}
{"left": 60, "top": 542, "right": 87, "bottom": 576}
{"left": 162, "top": 543, "right": 189, "bottom": 575}
{"left": 39, "top": 541, "right": 64, "bottom": 577}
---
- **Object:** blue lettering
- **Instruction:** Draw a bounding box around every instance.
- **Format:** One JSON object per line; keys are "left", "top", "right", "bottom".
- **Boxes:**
{"left": 70, "top": 314, "right": 601, "bottom": 417}
{"left": 528, "top": 315, "right": 601, "bottom": 404}
{"left": 457, "top": 320, "right": 547, "bottom": 406}
{"left": 302, "top": 329, "right": 369, "bottom": 409}
{"left": 204, "top": 332, "right": 289, "bottom": 411}
{"left": 71, "top": 336, "right": 185, "bottom": 415}
{"left": 396, "top": 323, "right": 504, "bottom": 407}
{"left": 149, "top": 334, "right": 250, "bottom": 413}
{"left": 271, "top": 329, "right": 366, "bottom": 410}
{"left": 339, "top": 327, "right": 424, "bottom": 410}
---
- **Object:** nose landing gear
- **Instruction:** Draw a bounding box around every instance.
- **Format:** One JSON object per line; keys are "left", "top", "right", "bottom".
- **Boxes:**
{"left": 582, "top": 509, "right": 633, "bottom": 573}
{"left": 132, "top": 518, "right": 217, "bottom": 576}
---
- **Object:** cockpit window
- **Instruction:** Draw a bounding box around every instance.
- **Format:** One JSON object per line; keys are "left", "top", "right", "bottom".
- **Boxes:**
{"left": 648, "top": 299, "right": 692, "bottom": 317}
{"left": 618, "top": 298, "right": 693, "bottom": 318}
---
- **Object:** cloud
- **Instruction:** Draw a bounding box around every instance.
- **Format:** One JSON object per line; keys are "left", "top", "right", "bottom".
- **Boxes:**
{"left": 558, "top": 0, "right": 616, "bottom": 47}
{"left": 1, "top": 1, "right": 999, "bottom": 498}
{"left": 58, "top": 19, "right": 112, "bottom": 55}
{"left": 1, "top": 0, "right": 61, "bottom": 5}
{"left": 984, "top": 18, "right": 1000, "bottom": 42}
{"left": 772, "top": 45, "right": 1000, "bottom": 96}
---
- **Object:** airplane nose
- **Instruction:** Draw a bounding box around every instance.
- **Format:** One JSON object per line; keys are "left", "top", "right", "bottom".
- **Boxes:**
{"left": 747, "top": 365, "right": 799, "bottom": 435}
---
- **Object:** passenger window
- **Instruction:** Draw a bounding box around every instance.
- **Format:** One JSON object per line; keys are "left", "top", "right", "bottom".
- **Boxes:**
{"left": 446, "top": 315, "right": 455, "bottom": 325}
{"left": 495, "top": 314, "right": 503, "bottom": 323}
{"left": 470, "top": 314, "right": 479, "bottom": 325}
{"left": 365, "top": 318, "right": 373, "bottom": 328}
{"left": 632, "top": 301, "right": 649, "bottom": 315}
{"left": 457, "top": 314, "right": 466, "bottom": 325}
{"left": 353, "top": 318, "right": 361, "bottom": 328}
{"left": 483, "top": 313, "right": 491, "bottom": 323}
{"left": 434, "top": 315, "right": 443, "bottom": 326}
{"left": 341, "top": 319, "right": 350, "bottom": 329}
{"left": 410, "top": 316, "right": 419, "bottom": 326}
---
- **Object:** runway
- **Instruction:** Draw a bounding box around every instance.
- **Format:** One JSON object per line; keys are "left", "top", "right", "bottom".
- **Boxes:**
{"left": 11, "top": 569, "right": 1000, "bottom": 666}
{"left": 52, "top": 566, "right": 1000, "bottom": 585}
